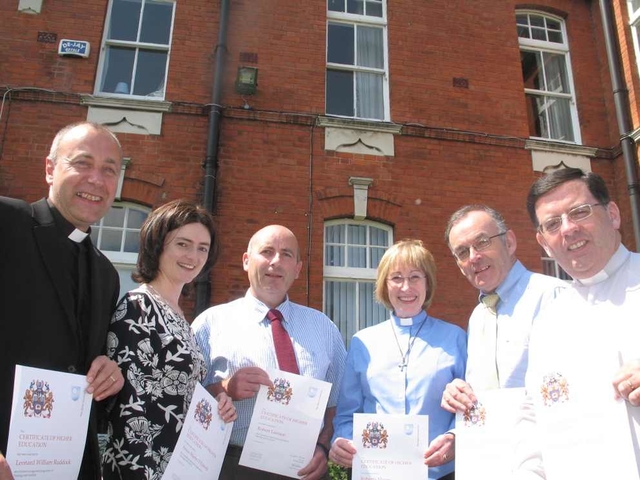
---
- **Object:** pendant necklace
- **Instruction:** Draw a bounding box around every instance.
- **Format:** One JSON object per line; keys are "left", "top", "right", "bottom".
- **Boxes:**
{"left": 390, "top": 316, "right": 427, "bottom": 372}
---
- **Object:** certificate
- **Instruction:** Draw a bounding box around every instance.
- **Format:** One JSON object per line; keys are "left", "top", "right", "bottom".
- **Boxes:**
{"left": 531, "top": 356, "right": 638, "bottom": 479}
{"left": 6, "top": 365, "right": 92, "bottom": 479}
{"left": 455, "top": 388, "right": 524, "bottom": 480}
{"left": 163, "top": 382, "right": 233, "bottom": 479}
{"left": 239, "top": 368, "right": 331, "bottom": 478}
{"left": 352, "top": 413, "right": 429, "bottom": 480}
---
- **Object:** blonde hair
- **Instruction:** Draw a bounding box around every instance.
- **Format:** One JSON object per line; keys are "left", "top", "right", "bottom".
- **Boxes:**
{"left": 375, "top": 239, "right": 437, "bottom": 311}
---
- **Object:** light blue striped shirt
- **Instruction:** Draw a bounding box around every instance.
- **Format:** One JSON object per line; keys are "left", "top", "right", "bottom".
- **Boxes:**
{"left": 192, "top": 291, "right": 347, "bottom": 447}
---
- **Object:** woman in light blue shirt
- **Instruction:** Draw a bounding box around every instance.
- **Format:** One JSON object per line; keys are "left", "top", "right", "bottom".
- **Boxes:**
{"left": 329, "top": 239, "right": 466, "bottom": 480}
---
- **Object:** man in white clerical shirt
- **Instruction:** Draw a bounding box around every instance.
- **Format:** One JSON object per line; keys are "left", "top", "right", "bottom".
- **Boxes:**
{"left": 441, "top": 205, "right": 562, "bottom": 414}
{"left": 515, "top": 168, "right": 640, "bottom": 479}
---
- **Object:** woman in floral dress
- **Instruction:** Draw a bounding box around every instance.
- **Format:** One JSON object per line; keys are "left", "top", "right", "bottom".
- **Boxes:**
{"left": 102, "top": 200, "right": 236, "bottom": 479}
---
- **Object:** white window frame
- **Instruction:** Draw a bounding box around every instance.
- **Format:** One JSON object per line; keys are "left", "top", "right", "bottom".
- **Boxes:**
{"left": 627, "top": 1, "right": 640, "bottom": 80}
{"left": 94, "top": 0, "right": 176, "bottom": 101}
{"left": 323, "top": 219, "right": 392, "bottom": 344}
{"left": 517, "top": 11, "right": 581, "bottom": 144}
{"left": 92, "top": 202, "right": 150, "bottom": 299}
{"left": 326, "top": 0, "right": 390, "bottom": 121}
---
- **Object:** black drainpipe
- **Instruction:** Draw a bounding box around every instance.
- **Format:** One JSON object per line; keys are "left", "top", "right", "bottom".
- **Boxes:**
{"left": 195, "top": 0, "right": 230, "bottom": 315}
{"left": 599, "top": 0, "right": 640, "bottom": 251}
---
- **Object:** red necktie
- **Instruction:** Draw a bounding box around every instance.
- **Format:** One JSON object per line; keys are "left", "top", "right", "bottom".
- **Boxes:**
{"left": 267, "top": 309, "right": 299, "bottom": 374}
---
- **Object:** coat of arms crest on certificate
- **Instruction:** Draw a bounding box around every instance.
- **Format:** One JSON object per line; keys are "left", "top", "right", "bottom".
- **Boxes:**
{"left": 362, "top": 422, "right": 389, "bottom": 449}
{"left": 463, "top": 401, "right": 487, "bottom": 427}
{"left": 267, "top": 378, "right": 293, "bottom": 405}
{"left": 23, "top": 379, "right": 54, "bottom": 418}
{"left": 540, "top": 372, "right": 570, "bottom": 407}
{"left": 194, "top": 399, "right": 213, "bottom": 430}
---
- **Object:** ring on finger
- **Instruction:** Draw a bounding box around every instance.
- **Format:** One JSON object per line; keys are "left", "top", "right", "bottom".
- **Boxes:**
{"left": 628, "top": 379, "right": 635, "bottom": 391}
{"left": 443, "top": 453, "right": 448, "bottom": 461}
{"left": 109, "top": 375, "right": 117, "bottom": 383}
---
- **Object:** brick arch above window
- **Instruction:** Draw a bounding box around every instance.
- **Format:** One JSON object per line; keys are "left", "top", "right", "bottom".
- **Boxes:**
{"left": 316, "top": 186, "right": 402, "bottom": 224}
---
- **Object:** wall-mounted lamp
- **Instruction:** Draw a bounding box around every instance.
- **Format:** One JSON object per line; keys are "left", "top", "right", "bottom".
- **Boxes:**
{"left": 235, "top": 66, "right": 258, "bottom": 95}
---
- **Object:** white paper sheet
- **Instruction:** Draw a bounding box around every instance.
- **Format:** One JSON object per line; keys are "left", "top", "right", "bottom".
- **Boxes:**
{"left": 352, "top": 413, "right": 429, "bottom": 480}
{"left": 455, "top": 387, "right": 524, "bottom": 480}
{"left": 6, "top": 365, "right": 92, "bottom": 479}
{"left": 239, "top": 368, "right": 331, "bottom": 478}
{"left": 162, "top": 382, "right": 233, "bottom": 479}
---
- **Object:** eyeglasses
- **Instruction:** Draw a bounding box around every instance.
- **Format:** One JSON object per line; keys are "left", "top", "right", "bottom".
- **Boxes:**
{"left": 387, "top": 274, "right": 426, "bottom": 286}
{"left": 453, "top": 232, "right": 507, "bottom": 262}
{"left": 538, "top": 203, "right": 605, "bottom": 234}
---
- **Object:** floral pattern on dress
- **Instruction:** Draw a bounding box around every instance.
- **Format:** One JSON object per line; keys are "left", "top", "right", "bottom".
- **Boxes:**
{"left": 101, "top": 286, "right": 206, "bottom": 480}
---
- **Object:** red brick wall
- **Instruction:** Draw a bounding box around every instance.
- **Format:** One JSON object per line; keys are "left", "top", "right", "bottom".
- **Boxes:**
{"left": 1, "top": 0, "right": 634, "bottom": 328}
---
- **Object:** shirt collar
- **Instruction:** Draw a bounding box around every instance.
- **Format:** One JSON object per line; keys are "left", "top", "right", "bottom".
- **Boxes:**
{"left": 574, "top": 244, "right": 629, "bottom": 287}
{"left": 391, "top": 309, "right": 427, "bottom": 328}
{"left": 47, "top": 199, "right": 90, "bottom": 243}
{"left": 244, "top": 290, "right": 292, "bottom": 323}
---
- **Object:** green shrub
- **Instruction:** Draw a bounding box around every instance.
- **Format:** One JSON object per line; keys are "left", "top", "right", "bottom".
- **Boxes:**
{"left": 328, "top": 461, "right": 348, "bottom": 480}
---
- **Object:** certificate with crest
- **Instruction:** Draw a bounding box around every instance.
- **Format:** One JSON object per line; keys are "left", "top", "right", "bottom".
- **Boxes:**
{"left": 5, "top": 365, "right": 92, "bottom": 479}
{"left": 455, "top": 388, "right": 524, "bottom": 480}
{"left": 239, "top": 368, "right": 331, "bottom": 478}
{"left": 352, "top": 413, "right": 429, "bottom": 480}
{"left": 163, "top": 382, "right": 233, "bottom": 479}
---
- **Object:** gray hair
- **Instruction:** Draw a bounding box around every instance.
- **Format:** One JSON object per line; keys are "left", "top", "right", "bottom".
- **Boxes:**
{"left": 444, "top": 204, "right": 508, "bottom": 248}
{"left": 48, "top": 121, "right": 122, "bottom": 162}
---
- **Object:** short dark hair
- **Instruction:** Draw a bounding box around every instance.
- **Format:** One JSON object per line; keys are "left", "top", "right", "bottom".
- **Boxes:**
{"left": 133, "top": 199, "right": 219, "bottom": 286}
{"left": 526, "top": 168, "right": 611, "bottom": 227}
{"left": 444, "top": 204, "right": 508, "bottom": 248}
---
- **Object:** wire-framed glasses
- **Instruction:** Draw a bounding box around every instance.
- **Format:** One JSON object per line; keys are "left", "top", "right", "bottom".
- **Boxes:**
{"left": 453, "top": 232, "right": 507, "bottom": 262}
{"left": 538, "top": 203, "right": 604, "bottom": 234}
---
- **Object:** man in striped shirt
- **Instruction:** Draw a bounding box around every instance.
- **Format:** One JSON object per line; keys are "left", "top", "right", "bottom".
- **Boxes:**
{"left": 193, "top": 224, "right": 347, "bottom": 480}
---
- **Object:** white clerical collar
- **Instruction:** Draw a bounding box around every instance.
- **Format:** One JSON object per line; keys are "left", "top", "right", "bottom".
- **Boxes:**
{"left": 68, "top": 229, "right": 89, "bottom": 243}
{"left": 399, "top": 317, "right": 413, "bottom": 326}
{"left": 575, "top": 244, "right": 629, "bottom": 287}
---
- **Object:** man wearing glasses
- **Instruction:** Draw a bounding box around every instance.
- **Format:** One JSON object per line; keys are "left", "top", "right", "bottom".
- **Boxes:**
{"left": 440, "top": 204, "right": 563, "bottom": 414}
{"left": 515, "top": 168, "right": 640, "bottom": 479}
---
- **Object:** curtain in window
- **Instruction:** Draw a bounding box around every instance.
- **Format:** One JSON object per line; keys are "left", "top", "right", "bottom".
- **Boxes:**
{"left": 356, "top": 26, "right": 384, "bottom": 120}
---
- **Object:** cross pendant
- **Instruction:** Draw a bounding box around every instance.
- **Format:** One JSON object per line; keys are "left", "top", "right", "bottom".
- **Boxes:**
{"left": 399, "top": 361, "right": 407, "bottom": 372}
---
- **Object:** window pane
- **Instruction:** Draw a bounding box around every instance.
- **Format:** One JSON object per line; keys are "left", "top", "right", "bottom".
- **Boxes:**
{"left": 531, "top": 27, "right": 546, "bottom": 41}
{"left": 100, "top": 47, "right": 135, "bottom": 94}
{"left": 328, "top": 0, "right": 345, "bottom": 12}
{"left": 326, "top": 70, "right": 354, "bottom": 116}
{"left": 324, "top": 281, "right": 356, "bottom": 345}
{"left": 347, "top": 0, "right": 364, "bottom": 15}
{"left": 526, "top": 93, "right": 549, "bottom": 138}
{"left": 328, "top": 23, "right": 354, "bottom": 65}
{"left": 543, "top": 53, "right": 570, "bottom": 94}
{"left": 357, "top": 26, "right": 383, "bottom": 69}
{"left": 632, "top": 0, "right": 640, "bottom": 14}
{"left": 546, "top": 18, "right": 561, "bottom": 32}
{"left": 127, "top": 209, "right": 148, "bottom": 228}
{"left": 356, "top": 72, "right": 384, "bottom": 119}
{"left": 515, "top": 14, "right": 528, "bottom": 26}
{"left": 348, "top": 246, "right": 366, "bottom": 267}
{"left": 124, "top": 231, "right": 141, "bottom": 253}
{"left": 103, "top": 206, "right": 125, "bottom": 227}
{"left": 530, "top": 14, "right": 544, "bottom": 27}
{"left": 140, "top": 1, "right": 173, "bottom": 44}
{"left": 100, "top": 229, "right": 124, "bottom": 251}
{"left": 116, "top": 265, "right": 138, "bottom": 301}
{"left": 133, "top": 50, "right": 168, "bottom": 96}
{"left": 366, "top": 1, "right": 383, "bottom": 17}
{"left": 370, "top": 247, "right": 386, "bottom": 268}
{"left": 521, "top": 50, "right": 544, "bottom": 90}
{"left": 369, "top": 226, "right": 388, "bottom": 246}
{"left": 325, "top": 245, "right": 345, "bottom": 267}
{"left": 547, "top": 97, "right": 575, "bottom": 141}
{"left": 326, "top": 224, "right": 345, "bottom": 243}
{"left": 348, "top": 225, "right": 366, "bottom": 244}
{"left": 517, "top": 25, "right": 530, "bottom": 39}
{"left": 548, "top": 30, "right": 563, "bottom": 43}
{"left": 109, "top": 0, "right": 142, "bottom": 41}
{"left": 359, "top": 282, "right": 387, "bottom": 328}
